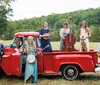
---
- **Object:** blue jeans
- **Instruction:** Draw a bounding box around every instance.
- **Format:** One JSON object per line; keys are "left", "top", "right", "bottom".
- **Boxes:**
{"left": 60, "top": 41, "right": 64, "bottom": 51}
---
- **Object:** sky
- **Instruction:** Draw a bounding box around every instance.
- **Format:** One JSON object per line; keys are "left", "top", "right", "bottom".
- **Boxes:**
{"left": 10, "top": 0, "right": 100, "bottom": 20}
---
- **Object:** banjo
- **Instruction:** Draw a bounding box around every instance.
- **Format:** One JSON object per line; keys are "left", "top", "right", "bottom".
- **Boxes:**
{"left": 26, "top": 54, "right": 36, "bottom": 63}
{"left": 25, "top": 45, "right": 37, "bottom": 63}
{"left": 26, "top": 45, "right": 50, "bottom": 63}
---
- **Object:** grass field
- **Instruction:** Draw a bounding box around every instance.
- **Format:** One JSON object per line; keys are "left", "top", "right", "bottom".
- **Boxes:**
{"left": 51, "top": 42, "right": 100, "bottom": 50}
{"left": 0, "top": 40, "right": 100, "bottom": 85}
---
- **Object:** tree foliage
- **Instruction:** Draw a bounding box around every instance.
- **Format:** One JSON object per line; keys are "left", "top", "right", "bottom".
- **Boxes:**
{"left": 1, "top": 7, "right": 100, "bottom": 41}
{"left": 0, "top": 0, "right": 15, "bottom": 39}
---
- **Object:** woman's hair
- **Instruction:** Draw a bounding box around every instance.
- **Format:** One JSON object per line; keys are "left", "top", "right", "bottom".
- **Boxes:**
{"left": 81, "top": 20, "right": 88, "bottom": 32}
{"left": 63, "top": 22, "right": 68, "bottom": 26}
{"left": 27, "top": 36, "right": 34, "bottom": 51}
{"left": 41, "top": 21, "right": 48, "bottom": 29}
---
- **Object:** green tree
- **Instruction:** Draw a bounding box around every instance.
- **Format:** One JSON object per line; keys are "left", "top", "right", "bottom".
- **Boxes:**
{"left": 0, "top": 0, "right": 15, "bottom": 39}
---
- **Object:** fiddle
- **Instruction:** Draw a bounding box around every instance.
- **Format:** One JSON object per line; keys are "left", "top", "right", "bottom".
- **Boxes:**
{"left": 81, "top": 36, "right": 87, "bottom": 51}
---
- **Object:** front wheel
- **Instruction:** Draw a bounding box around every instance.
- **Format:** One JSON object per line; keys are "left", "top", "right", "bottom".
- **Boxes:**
{"left": 62, "top": 65, "right": 80, "bottom": 80}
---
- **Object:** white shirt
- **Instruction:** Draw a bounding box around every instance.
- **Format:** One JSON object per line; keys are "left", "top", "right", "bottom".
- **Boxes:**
{"left": 80, "top": 28, "right": 88, "bottom": 38}
{"left": 60, "top": 28, "right": 70, "bottom": 41}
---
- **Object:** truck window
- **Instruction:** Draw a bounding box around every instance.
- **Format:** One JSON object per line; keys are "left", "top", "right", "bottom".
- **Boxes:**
{"left": 17, "top": 37, "right": 23, "bottom": 48}
{"left": 11, "top": 38, "right": 17, "bottom": 47}
{"left": 11, "top": 37, "right": 23, "bottom": 48}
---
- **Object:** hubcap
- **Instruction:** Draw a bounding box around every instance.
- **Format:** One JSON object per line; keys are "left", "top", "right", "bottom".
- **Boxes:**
{"left": 67, "top": 69, "right": 74, "bottom": 76}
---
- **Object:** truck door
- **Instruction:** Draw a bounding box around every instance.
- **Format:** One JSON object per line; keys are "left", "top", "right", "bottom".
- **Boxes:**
{"left": 1, "top": 46, "right": 14, "bottom": 75}
{"left": 43, "top": 53, "right": 54, "bottom": 73}
{"left": 11, "top": 37, "right": 24, "bottom": 76}
{"left": 36, "top": 38, "right": 44, "bottom": 74}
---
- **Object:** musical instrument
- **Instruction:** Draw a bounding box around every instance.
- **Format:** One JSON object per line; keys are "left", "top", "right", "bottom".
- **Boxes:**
{"left": 26, "top": 54, "right": 36, "bottom": 63}
{"left": 62, "top": 17, "right": 76, "bottom": 52}
{"left": 81, "top": 36, "right": 87, "bottom": 51}
{"left": 62, "top": 34, "right": 76, "bottom": 51}
{"left": 42, "top": 32, "right": 54, "bottom": 40}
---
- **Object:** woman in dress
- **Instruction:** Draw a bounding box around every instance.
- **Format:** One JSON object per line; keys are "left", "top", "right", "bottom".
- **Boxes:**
{"left": 79, "top": 20, "right": 91, "bottom": 51}
{"left": 24, "top": 36, "right": 38, "bottom": 83}
{"left": 39, "top": 22, "right": 52, "bottom": 52}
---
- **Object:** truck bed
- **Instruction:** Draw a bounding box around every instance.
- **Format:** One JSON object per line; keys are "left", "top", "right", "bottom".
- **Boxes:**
{"left": 43, "top": 49, "right": 98, "bottom": 65}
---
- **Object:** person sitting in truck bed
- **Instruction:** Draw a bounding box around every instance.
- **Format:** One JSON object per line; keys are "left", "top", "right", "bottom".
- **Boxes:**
{"left": 39, "top": 21, "right": 52, "bottom": 52}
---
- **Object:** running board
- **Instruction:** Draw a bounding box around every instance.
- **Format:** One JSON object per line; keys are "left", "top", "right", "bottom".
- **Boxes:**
{"left": 95, "top": 67, "right": 100, "bottom": 72}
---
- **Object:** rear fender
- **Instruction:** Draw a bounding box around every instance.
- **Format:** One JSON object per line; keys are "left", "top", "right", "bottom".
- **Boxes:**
{"left": 59, "top": 62, "right": 84, "bottom": 72}
{"left": 53, "top": 54, "right": 95, "bottom": 72}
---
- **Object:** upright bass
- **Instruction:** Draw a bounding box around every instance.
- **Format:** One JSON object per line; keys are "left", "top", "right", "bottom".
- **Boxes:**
{"left": 62, "top": 17, "right": 76, "bottom": 52}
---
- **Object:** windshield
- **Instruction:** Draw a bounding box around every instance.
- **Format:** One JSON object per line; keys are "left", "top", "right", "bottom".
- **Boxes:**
{"left": 11, "top": 37, "right": 23, "bottom": 48}
{"left": 11, "top": 36, "right": 38, "bottom": 48}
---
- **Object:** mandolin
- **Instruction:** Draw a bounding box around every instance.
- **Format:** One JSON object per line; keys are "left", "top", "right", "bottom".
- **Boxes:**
{"left": 42, "top": 32, "right": 54, "bottom": 40}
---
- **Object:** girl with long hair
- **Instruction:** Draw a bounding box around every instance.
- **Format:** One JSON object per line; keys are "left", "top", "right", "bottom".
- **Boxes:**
{"left": 24, "top": 36, "right": 38, "bottom": 83}
{"left": 80, "top": 20, "right": 91, "bottom": 51}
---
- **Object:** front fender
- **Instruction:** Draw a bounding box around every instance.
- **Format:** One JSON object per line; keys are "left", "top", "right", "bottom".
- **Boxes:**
{"left": 53, "top": 54, "right": 95, "bottom": 72}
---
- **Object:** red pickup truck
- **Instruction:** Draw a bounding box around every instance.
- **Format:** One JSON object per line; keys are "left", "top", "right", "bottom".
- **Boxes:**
{"left": 0, "top": 32, "right": 99, "bottom": 80}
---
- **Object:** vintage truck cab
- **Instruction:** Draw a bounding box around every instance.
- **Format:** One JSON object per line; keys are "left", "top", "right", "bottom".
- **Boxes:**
{"left": 0, "top": 32, "right": 99, "bottom": 80}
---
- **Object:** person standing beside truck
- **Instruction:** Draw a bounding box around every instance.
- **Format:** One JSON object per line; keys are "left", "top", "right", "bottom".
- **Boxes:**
{"left": 0, "top": 43, "right": 4, "bottom": 61}
{"left": 24, "top": 36, "right": 38, "bottom": 83}
{"left": 60, "top": 23, "right": 70, "bottom": 51}
{"left": 79, "top": 20, "right": 91, "bottom": 51}
{"left": 39, "top": 22, "right": 52, "bottom": 52}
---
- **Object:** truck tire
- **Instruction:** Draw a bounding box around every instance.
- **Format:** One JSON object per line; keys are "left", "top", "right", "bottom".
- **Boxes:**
{"left": 62, "top": 65, "right": 80, "bottom": 80}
